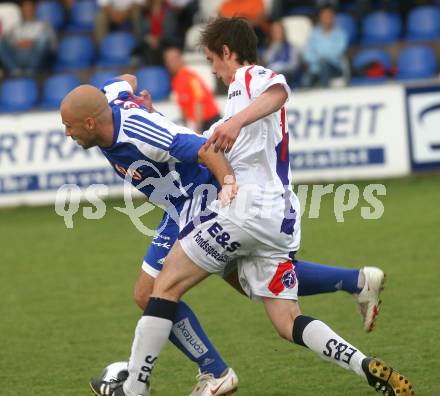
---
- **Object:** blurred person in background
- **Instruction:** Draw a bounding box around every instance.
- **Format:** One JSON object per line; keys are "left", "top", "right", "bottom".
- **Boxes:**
{"left": 163, "top": 44, "right": 221, "bottom": 132}
{"left": 262, "top": 19, "right": 300, "bottom": 87}
{"left": 218, "top": 0, "right": 269, "bottom": 47}
{"left": 133, "top": 0, "right": 174, "bottom": 66}
{"left": 0, "top": 0, "right": 21, "bottom": 36}
{"left": 302, "top": 3, "right": 347, "bottom": 87}
{"left": 0, "top": 0, "right": 56, "bottom": 77}
{"left": 94, "top": 0, "right": 143, "bottom": 44}
{"left": 0, "top": 0, "right": 21, "bottom": 74}
{"left": 166, "top": 0, "right": 198, "bottom": 46}
{"left": 131, "top": 0, "right": 202, "bottom": 68}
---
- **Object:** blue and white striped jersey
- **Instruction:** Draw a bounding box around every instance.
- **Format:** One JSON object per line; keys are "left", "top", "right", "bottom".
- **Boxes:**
{"left": 99, "top": 79, "right": 216, "bottom": 211}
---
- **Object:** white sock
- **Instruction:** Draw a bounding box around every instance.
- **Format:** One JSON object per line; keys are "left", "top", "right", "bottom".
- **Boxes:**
{"left": 297, "top": 318, "right": 367, "bottom": 380}
{"left": 123, "top": 316, "right": 173, "bottom": 396}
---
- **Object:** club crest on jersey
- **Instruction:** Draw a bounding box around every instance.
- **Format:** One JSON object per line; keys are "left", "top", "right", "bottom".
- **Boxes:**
{"left": 282, "top": 269, "right": 297, "bottom": 289}
{"left": 113, "top": 98, "right": 140, "bottom": 109}
{"left": 268, "top": 261, "right": 297, "bottom": 296}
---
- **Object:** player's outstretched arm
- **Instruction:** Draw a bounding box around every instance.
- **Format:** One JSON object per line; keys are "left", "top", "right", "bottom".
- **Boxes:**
{"left": 198, "top": 145, "right": 237, "bottom": 206}
{"left": 205, "top": 84, "right": 288, "bottom": 152}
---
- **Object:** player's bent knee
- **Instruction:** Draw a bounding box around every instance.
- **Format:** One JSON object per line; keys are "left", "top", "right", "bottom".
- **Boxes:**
{"left": 152, "top": 272, "right": 183, "bottom": 301}
{"left": 134, "top": 270, "right": 155, "bottom": 310}
{"left": 263, "top": 297, "right": 301, "bottom": 342}
{"left": 152, "top": 244, "right": 208, "bottom": 301}
{"left": 276, "top": 319, "right": 298, "bottom": 341}
{"left": 134, "top": 290, "right": 150, "bottom": 310}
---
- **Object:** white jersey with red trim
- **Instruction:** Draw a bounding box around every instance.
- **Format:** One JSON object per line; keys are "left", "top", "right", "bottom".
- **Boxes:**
{"left": 204, "top": 65, "right": 301, "bottom": 253}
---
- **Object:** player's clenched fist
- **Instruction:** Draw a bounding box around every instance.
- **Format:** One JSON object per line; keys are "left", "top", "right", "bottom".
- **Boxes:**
{"left": 218, "top": 175, "right": 238, "bottom": 207}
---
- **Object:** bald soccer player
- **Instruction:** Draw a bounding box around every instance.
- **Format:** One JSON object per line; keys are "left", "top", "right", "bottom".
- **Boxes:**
{"left": 61, "top": 80, "right": 242, "bottom": 395}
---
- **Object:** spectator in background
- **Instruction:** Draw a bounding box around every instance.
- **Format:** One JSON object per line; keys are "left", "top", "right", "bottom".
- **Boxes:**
{"left": 132, "top": 0, "right": 173, "bottom": 66}
{"left": 262, "top": 19, "right": 299, "bottom": 86}
{"left": 219, "top": 0, "right": 268, "bottom": 47}
{"left": 94, "top": 0, "right": 143, "bottom": 44}
{"left": 166, "top": 0, "right": 198, "bottom": 45}
{"left": 163, "top": 45, "right": 221, "bottom": 132}
{"left": 0, "top": 1, "right": 21, "bottom": 38}
{"left": 302, "top": 4, "right": 347, "bottom": 87}
{"left": 0, "top": 0, "right": 56, "bottom": 77}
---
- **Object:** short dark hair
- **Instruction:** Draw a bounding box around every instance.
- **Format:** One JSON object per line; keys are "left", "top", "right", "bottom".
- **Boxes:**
{"left": 199, "top": 17, "right": 257, "bottom": 64}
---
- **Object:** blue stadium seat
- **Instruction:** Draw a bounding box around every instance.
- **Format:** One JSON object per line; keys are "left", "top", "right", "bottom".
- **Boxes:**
{"left": 351, "top": 49, "right": 392, "bottom": 85}
{"left": 89, "top": 70, "right": 119, "bottom": 88}
{"left": 41, "top": 74, "right": 81, "bottom": 109}
{"left": 362, "top": 11, "right": 401, "bottom": 45}
{"left": 350, "top": 77, "right": 388, "bottom": 86}
{"left": 353, "top": 48, "right": 392, "bottom": 70}
{"left": 97, "top": 32, "right": 136, "bottom": 67}
{"left": 0, "top": 78, "right": 38, "bottom": 112}
{"left": 65, "top": 0, "right": 97, "bottom": 32}
{"left": 406, "top": 6, "right": 440, "bottom": 41}
{"left": 36, "top": 1, "right": 64, "bottom": 31}
{"left": 335, "top": 13, "right": 357, "bottom": 45}
{"left": 397, "top": 46, "right": 438, "bottom": 80}
{"left": 135, "top": 67, "right": 170, "bottom": 101}
{"left": 55, "top": 35, "right": 95, "bottom": 71}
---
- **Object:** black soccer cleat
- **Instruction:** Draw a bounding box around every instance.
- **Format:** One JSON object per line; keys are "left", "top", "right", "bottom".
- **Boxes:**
{"left": 90, "top": 376, "right": 127, "bottom": 396}
{"left": 362, "top": 357, "right": 414, "bottom": 395}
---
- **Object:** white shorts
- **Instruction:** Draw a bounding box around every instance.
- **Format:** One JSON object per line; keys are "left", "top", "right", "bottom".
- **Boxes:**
{"left": 178, "top": 211, "right": 299, "bottom": 301}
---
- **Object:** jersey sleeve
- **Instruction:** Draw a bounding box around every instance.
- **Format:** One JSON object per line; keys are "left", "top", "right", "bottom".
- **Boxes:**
{"left": 169, "top": 131, "right": 207, "bottom": 163}
{"left": 235, "top": 65, "right": 291, "bottom": 101}
{"left": 202, "top": 117, "right": 226, "bottom": 138}
{"left": 121, "top": 112, "right": 207, "bottom": 164}
{"left": 101, "top": 79, "right": 133, "bottom": 103}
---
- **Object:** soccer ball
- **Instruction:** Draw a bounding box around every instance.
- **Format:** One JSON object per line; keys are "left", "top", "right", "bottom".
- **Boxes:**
{"left": 99, "top": 361, "right": 129, "bottom": 383}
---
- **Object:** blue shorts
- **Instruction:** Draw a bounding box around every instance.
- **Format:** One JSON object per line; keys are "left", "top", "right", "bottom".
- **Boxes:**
{"left": 142, "top": 189, "right": 215, "bottom": 277}
{"left": 142, "top": 192, "right": 208, "bottom": 278}
{"left": 142, "top": 212, "right": 179, "bottom": 278}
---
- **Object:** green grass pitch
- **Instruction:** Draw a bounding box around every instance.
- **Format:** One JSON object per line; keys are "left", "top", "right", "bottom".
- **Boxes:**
{"left": 1, "top": 176, "right": 439, "bottom": 395}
